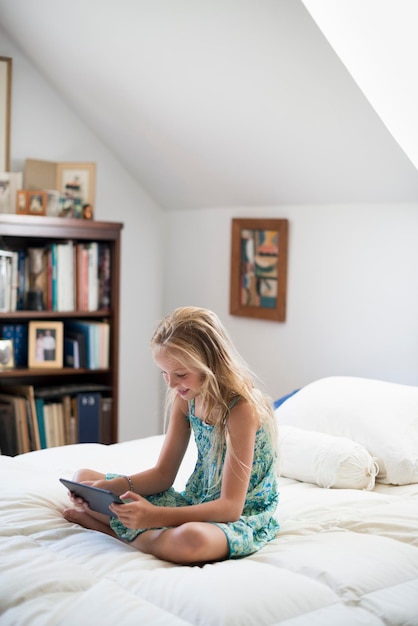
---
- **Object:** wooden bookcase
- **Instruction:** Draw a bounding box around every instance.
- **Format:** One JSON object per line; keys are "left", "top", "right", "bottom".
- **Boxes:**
{"left": 0, "top": 214, "right": 123, "bottom": 448}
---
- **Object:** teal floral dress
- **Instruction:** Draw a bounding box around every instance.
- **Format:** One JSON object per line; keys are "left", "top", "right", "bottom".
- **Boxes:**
{"left": 108, "top": 399, "right": 280, "bottom": 558}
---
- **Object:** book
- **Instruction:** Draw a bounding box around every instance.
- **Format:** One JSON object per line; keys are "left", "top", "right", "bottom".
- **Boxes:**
{"left": 0, "top": 392, "right": 30, "bottom": 454}
{"left": 67, "top": 320, "right": 109, "bottom": 369}
{"left": 98, "top": 243, "right": 111, "bottom": 310}
{"left": 62, "top": 394, "right": 76, "bottom": 445}
{"left": 34, "top": 383, "right": 111, "bottom": 400}
{"left": 4, "top": 385, "right": 41, "bottom": 451}
{"left": 35, "top": 397, "right": 47, "bottom": 449}
{"left": 77, "top": 392, "right": 101, "bottom": 443}
{"left": 0, "top": 400, "right": 18, "bottom": 456}
{"left": 64, "top": 328, "right": 87, "bottom": 368}
{"left": 99, "top": 396, "right": 113, "bottom": 444}
{"left": 64, "top": 336, "right": 80, "bottom": 368}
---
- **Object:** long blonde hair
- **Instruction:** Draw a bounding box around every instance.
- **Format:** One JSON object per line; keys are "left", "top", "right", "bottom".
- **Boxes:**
{"left": 151, "top": 307, "right": 277, "bottom": 459}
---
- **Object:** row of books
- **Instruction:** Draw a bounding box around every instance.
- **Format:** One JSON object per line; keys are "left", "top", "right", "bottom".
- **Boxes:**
{"left": 0, "top": 384, "right": 113, "bottom": 455}
{"left": 0, "top": 240, "right": 111, "bottom": 313}
{"left": 0, "top": 319, "right": 110, "bottom": 370}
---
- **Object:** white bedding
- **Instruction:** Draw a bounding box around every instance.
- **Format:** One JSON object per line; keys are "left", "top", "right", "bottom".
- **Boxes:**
{"left": 2, "top": 375, "right": 418, "bottom": 626}
{"left": 1, "top": 434, "right": 418, "bottom": 626}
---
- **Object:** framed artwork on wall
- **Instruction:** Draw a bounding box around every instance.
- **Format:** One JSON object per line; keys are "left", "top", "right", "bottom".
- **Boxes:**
{"left": 0, "top": 56, "right": 12, "bottom": 172}
{"left": 230, "top": 218, "right": 288, "bottom": 322}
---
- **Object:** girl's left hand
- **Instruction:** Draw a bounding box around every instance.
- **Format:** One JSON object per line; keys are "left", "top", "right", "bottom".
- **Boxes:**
{"left": 109, "top": 492, "right": 156, "bottom": 529}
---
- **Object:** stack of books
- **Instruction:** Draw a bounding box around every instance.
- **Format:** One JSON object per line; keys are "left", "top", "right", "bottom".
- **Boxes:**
{"left": 0, "top": 383, "right": 113, "bottom": 455}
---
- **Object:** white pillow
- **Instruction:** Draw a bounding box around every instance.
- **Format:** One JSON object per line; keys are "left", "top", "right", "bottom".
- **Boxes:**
{"left": 275, "top": 376, "right": 418, "bottom": 485}
{"left": 278, "top": 425, "right": 379, "bottom": 489}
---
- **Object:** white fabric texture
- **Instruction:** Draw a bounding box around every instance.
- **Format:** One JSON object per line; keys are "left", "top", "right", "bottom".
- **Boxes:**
{"left": 1, "top": 429, "right": 418, "bottom": 625}
{"left": 278, "top": 425, "right": 379, "bottom": 489}
{"left": 275, "top": 376, "right": 418, "bottom": 485}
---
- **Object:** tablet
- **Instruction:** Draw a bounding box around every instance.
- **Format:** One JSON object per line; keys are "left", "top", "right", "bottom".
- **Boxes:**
{"left": 60, "top": 478, "right": 124, "bottom": 517}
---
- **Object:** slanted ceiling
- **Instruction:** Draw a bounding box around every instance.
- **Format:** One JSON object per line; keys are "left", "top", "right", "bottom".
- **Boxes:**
{"left": 1, "top": 0, "right": 417, "bottom": 210}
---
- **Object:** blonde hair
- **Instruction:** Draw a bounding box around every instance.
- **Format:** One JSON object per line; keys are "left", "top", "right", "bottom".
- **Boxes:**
{"left": 151, "top": 307, "right": 277, "bottom": 478}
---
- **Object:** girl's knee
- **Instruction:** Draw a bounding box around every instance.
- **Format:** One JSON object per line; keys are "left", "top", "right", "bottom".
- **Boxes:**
{"left": 72, "top": 468, "right": 101, "bottom": 482}
{"left": 173, "top": 523, "right": 228, "bottom": 563}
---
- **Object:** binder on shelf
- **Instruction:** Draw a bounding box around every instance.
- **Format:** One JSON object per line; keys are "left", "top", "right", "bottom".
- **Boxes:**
{"left": 77, "top": 392, "right": 101, "bottom": 443}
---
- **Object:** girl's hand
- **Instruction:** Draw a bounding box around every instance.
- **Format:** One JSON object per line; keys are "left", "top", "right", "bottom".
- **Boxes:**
{"left": 67, "top": 479, "right": 110, "bottom": 509}
{"left": 109, "top": 492, "right": 157, "bottom": 529}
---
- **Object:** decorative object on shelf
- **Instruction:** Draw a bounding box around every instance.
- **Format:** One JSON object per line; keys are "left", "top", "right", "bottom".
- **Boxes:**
{"left": 28, "top": 320, "right": 63, "bottom": 369}
{"left": 0, "top": 57, "right": 12, "bottom": 172}
{"left": 26, "top": 247, "right": 47, "bottom": 310}
{"left": 0, "top": 172, "right": 22, "bottom": 215}
{"left": 23, "top": 159, "right": 96, "bottom": 219}
{"left": 0, "top": 338, "right": 14, "bottom": 369}
{"left": 230, "top": 218, "right": 288, "bottom": 322}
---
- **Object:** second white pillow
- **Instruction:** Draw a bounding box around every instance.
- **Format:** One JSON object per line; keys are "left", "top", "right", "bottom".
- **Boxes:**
{"left": 278, "top": 425, "right": 379, "bottom": 490}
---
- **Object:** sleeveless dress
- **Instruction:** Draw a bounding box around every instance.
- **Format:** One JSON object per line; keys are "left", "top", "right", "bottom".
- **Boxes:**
{"left": 108, "top": 399, "right": 280, "bottom": 558}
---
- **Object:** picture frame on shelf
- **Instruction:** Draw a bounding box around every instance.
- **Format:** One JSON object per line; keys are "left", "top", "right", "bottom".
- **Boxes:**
{"left": 0, "top": 339, "right": 14, "bottom": 369}
{"left": 56, "top": 162, "right": 96, "bottom": 217}
{"left": 0, "top": 56, "right": 12, "bottom": 172}
{"left": 28, "top": 321, "right": 63, "bottom": 369}
{"left": 229, "top": 218, "right": 288, "bottom": 322}
{"left": 16, "top": 190, "right": 47, "bottom": 215}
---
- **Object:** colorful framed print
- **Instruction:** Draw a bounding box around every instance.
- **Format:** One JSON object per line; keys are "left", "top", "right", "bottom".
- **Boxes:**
{"left": 230, "top": 218, "right": 288, "bottom": 321}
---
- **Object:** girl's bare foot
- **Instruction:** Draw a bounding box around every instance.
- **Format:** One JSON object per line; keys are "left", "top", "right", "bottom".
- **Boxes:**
{"left": 63, "top": 508, "right": 116, "bottom": 537}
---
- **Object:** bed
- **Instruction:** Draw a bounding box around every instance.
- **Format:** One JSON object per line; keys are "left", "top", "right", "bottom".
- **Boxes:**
{"left": 1, "top": 376, "right": 418, "bottom": 625}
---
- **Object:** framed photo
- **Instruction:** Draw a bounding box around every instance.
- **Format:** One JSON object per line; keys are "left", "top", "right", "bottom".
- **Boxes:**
{"left": 0, "top": 339, "right": 14, "bottom": 369}
{"left": 230, "top": 218, "right": 288, "bottom": 322}
{"left": 16, "top": 190, "right": 47, "bottom": 215}
{"left": 0, "top": 57, "right": 12, "bottom": 172}
{"left": 56, "top": 162, "right": 96, "bottom": 218}
{"left": 28, "top": 321, "right": 63, "bottom": 369}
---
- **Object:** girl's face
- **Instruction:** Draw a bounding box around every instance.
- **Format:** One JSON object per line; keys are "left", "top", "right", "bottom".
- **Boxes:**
{"left": 153, "top": 349, "right": 202, "bottom": 400}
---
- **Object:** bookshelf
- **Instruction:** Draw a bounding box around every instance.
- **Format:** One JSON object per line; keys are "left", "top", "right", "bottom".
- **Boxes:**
{"left": 0, "top": 214, "right": 123, "bottom": 452}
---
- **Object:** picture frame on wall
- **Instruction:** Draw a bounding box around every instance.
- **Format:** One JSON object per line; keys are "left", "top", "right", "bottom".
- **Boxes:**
{"left": 229, "top": 218, "right": 288, "bottom": 322}
{"left": 28, "top": 321, "right": 63, "bottom": 369}
{"left": 0, "top": 56, "right": 12, "bottom": 172}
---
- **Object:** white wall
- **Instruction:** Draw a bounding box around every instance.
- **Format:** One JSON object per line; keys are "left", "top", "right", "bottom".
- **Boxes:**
{"left": 3, "top": 25, "right": 418, "bottom": 444}
{"left": 165, "top": 204, "right": 418, "bottom": 401}
{"left": 1, "top": 27, "right": 166, "bottom": 441}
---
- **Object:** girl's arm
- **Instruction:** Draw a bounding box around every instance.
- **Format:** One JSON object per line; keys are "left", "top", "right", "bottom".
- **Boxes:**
{"left": 111, "top": 400, "right": 259, "bottom": 527}
{"left": 91, "top": 395, "right": 191, "bottom": 497}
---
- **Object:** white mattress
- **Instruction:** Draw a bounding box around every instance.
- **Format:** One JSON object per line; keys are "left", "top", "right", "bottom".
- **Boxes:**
{"left": 1, "top": 434, "right": 418, "bottom": 626}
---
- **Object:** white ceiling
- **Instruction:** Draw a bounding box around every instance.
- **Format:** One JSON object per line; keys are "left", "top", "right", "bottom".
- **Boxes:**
{"left": 1, "top": 0, "right": 418, "bottom": 210}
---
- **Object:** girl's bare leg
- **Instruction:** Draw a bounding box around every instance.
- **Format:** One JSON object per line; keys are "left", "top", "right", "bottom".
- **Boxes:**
{"left": 130, "top": 522, "right": 230, "bottom": 565}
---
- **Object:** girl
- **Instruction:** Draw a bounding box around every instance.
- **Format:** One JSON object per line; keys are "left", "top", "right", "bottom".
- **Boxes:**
{"left": 63, "top": 306, "right": 279, "bottom": 564}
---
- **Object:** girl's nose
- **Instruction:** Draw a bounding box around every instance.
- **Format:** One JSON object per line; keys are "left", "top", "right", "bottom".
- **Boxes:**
{"left": 167, "top": 374, "right": 176, "bottom": 388}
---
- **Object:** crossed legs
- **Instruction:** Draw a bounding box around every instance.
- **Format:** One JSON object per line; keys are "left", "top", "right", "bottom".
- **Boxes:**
{"left": 62, "top": 469, "right": 229, "bottom": 565}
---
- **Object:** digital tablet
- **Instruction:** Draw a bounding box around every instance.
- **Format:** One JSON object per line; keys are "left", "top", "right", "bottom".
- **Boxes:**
{"left": 60, "top": 478, "right": 124, "bottom": 517}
